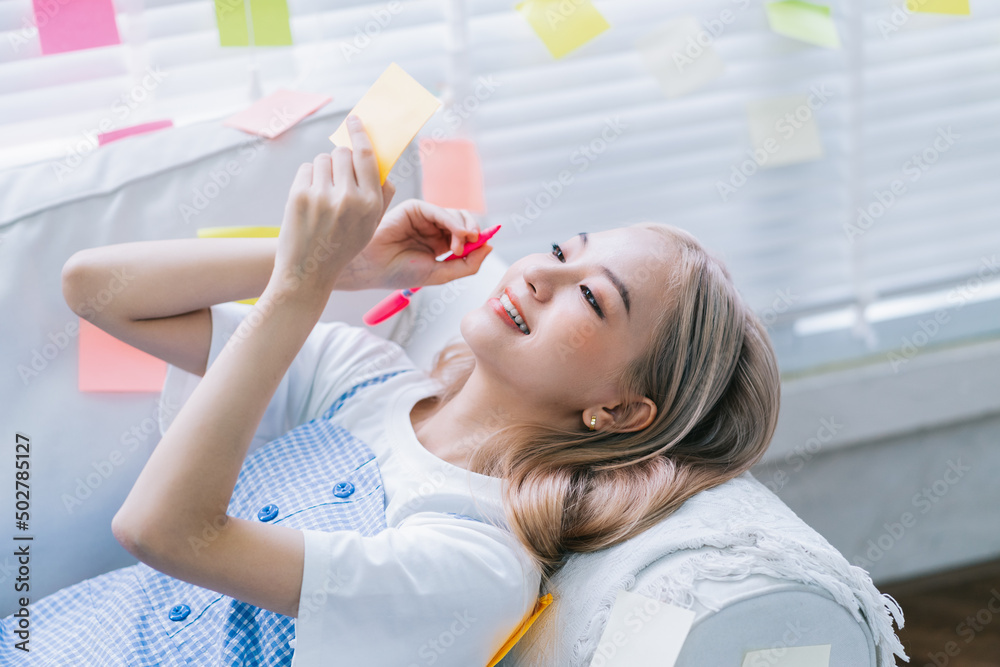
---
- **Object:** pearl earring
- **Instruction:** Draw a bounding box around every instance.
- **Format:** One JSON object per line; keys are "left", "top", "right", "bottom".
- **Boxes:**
{"left": 589, "top": 415, "right": 597, "bottom": 431}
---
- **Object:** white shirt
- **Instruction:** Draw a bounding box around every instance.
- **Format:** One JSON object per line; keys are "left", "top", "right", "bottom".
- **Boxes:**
{"left": 160, "top": 301, "right": 541, "bottom": 667}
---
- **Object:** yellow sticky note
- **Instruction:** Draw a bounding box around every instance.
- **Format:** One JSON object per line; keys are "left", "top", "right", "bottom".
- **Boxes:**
{"left": 515, "top": 0, "right": 610, "bottom": 59}
{"left": 197, "top": 226, "right": 279, "bottom": 304}
{"left": 741, "top": 644, "right": 831, "bottom": 667}
{"left": 906, "top": 0, "right": 969, "bottom": 14}
{"left": 329, "top": 63, "right": 442, "bottom": 185}
{"left": 487, "top": 594, "right": 553, "bottom": 667}
{"left": 766, "top": 1, "right": 841, "bottom": 49}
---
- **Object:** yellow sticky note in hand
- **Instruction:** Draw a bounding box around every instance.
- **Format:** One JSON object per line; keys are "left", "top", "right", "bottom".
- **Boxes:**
{"left": 515, "top": 0, "right": 610, "bottom": 59}
{"left": 766, "top": 1, "right": 841, "bottom": 49}
{"left": 906, "top": 0, "right": 970, "bottom": 14}
{"left": 329, "top": 63, "right": 442, "bottom": 184}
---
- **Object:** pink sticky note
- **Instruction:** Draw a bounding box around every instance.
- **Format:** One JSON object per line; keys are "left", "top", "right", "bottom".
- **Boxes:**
{"left": 79, "top": 318, "right": 167, "bottom": 392}
{"left": 224, "top": 89, "right": 333, "bottom": 139}
{"left": 34, "top": 0, "right": 121, "bottom": 56}
{"left": 418, "top": 138, "right": 487, "bottom": 214}
{"left": 98, "top": 120, "right": 174, "bottom": 146}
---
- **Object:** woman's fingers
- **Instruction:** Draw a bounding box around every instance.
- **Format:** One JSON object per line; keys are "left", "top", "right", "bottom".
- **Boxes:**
{"left": 345, "top": 115, "right": 381, "bottom": 193}
{"left": 406, "top": 201, "right": 481, "bottom": 256}
{"left": 331, "top": 147, "right": 355, "bottom": 190}
{"left": 312, "top": 153, "right": 333, "bottom": 191}
{"left": 291, "top": 162, "right": 313, "bottom": 193}
{"left": 380, "top": 179, "right": 396, "bottom": 218}
{"left": 427, "top": 244, "right": 493, "bottom": 284}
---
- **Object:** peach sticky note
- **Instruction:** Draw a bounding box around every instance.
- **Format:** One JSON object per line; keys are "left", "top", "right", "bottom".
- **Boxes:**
{"left": 329, "top": 63, "right": 442, "bottom": 184}
{"left": 906, "top": 0, "right": 970, "bottom": 14}
{"left": 636, "top": 17, "right": 726, "bottom": 99}
{"left": 34, "top": 0, "right": 120, "bottom": 55}
{"left": 515, "top": 0, "right": 610, "bottom": 59}
{"left": 589, "top": 590, "right": 695, "bottom": 666}
{"left": 746, "top": 95, "right": 825, "bottom": 167}
{"left": 224, "top": 89, "right": 332, "bottom": 139}
{"left": 197, "top": 227, "right": 280, "bottom": 305}
{"left": 98, "top": 120, "right": 174, "bottom": 146}
{"left": 486, "top": 594, "right": 553, "bottom": 667}
{"left": 79, "top": 318, "right": 167, "bottom": 392}
{"left": 766, "top": 1, "right": 841, "bottom": 49}
{"left": 418, "top": 138, "right": 487, "bottom": 214}
{"left": 741, "top": 644, "right": 831, "bottom": 667}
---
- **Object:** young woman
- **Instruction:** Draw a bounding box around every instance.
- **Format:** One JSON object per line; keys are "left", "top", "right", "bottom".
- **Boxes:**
{"left": 2, "top": 115, "right": 780, "bottom": 665}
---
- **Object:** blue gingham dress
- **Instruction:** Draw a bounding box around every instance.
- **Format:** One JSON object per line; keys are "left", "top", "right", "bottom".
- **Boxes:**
{"left": 0, "top": 370, "right": 414, "bottom": 666}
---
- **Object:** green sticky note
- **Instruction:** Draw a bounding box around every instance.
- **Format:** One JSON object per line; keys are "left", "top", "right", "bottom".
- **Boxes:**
{"left": 906, "top": 0, "right": 970, "bottom": 14}
{"left": 515, "top": 0, "right": 610, "bottom": 59}
{"left": 215, "top": 0, "right": 293, "bottom": 47}
{"left": 766, "top": 1, "right": 840, "bottom": 49}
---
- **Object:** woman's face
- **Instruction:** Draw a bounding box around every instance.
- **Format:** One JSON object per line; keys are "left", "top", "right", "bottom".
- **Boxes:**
{"left": 461, "top": 225, "right": 677, "bottom": 427}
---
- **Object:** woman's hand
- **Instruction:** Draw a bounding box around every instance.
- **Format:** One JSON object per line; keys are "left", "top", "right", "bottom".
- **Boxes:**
{"left": 334, "top": 199, "right": 493, "bottom": 291}
{"left": 271, "top": 115, "right": 395, "bottom": 298}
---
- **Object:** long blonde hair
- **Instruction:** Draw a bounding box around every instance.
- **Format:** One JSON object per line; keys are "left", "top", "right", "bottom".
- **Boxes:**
{"left": 426, "top": 223, "right": 781, "bottom": 583}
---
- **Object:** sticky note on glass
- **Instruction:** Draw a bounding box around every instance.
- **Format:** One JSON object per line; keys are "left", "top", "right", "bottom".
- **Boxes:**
{"left": 224, "top": 89, "right": 332, "bottom": 139}
{"left": 214, "top": 0, "right": 293, "bottom": 46}
{"left": 766, "top": 1, "right": 841, "bottom": 49}
{"left": 34, "top": 0, "right": 120, "bottom": 55}
{"left": 329, "top": 63, "right": 442, "bottom": 184}
{"left": 98, "top": 120, "right": 173, "bottom": 147}
{"left": 746, "top": 95, "right": 825, "bottom": 168}
{"left": 79, "top": 318, "right": 167, "bottom": 392}
{"left": 197, "top": 227, "right": 280, "bottom": 305}
{"left": 588, "top": 590, "right": 695, "bottom": 666}
{"left": 906, "top": 0, "right": 969, "bottom": 14}
{"left": 515, "top": 0, "right": 610, "bottom": 59}
{"left": 636, "top": 18, "right": 726, "bottom": 99}
{"left": 741, "top": 644, "right": 831, "bottom": 667}
{"left": 418, "top": 138, "right": 487, "bottom": 214}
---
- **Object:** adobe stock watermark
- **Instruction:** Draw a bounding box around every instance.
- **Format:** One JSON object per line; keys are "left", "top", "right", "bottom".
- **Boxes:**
{"left": 178, "top": 109, "right": 304, "bottom": 224}
{"left": 761, "top": 417, "right": 844, "bottom": 494}
{"left": 390, "top": 75, "right": 502, "bottom": 185}
{"left": 407, "top": 608, "right": 477, "bottom": 667}
{"left": 843, "top": 127, "right": 960, "bottom": 243}
{"left": 877, "top": 0, "right": 965, "bottom": 40}
{"left": 852, "top": 458, "right": 969, "bottom": 569}
{"left": 340, "top": 1, "right": 403, "bottom": 62}
{"left": 925, "top": 588, "right": 1000, "bottom": 667}
{"left": 18, "top": 267, "right": 135, "bottom": 386}
{"left": 62, "top": 395, "right": 181, "bottom": 514}
{"left": 51, "top": 68, "right": 169, "bottom": 181}
{"left": 716, "top": 84, "right": 834, "bottom": 202}
{"left": 886, "top": 254, "right": 999, "bottom": 372}
{"left": 511, "top": 116, "right": 628, "bottom": 233}
{"left": 669, "top": 0, "right": 753, "bottom": 75}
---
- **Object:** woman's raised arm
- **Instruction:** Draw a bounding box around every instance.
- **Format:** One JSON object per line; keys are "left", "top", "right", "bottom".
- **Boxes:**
{"left": 61, "top": 236, "right": 278, "bottom": 376}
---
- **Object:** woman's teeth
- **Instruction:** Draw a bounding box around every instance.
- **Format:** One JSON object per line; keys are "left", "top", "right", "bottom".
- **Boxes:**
{"left": 500, "top": 293, "right": 530, "bottom": 334}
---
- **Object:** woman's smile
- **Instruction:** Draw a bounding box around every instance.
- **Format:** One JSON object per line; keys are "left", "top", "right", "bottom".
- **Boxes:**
{"left": 489, "top": 296, "right": 529, "bottom": 334}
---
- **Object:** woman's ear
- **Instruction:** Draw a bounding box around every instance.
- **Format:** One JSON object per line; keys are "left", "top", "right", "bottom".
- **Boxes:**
{"left": 604, "top": 397, "right": 657, "bottom": 433}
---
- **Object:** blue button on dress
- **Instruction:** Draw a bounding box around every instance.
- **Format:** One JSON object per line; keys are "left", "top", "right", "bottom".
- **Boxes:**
{"left": 0, "top": 370, "right": 414, "bottom": 666}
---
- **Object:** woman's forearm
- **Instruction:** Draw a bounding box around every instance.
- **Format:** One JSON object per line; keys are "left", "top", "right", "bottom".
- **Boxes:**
{"left": 64, "top": 238, "right": 279, "bottom": 323}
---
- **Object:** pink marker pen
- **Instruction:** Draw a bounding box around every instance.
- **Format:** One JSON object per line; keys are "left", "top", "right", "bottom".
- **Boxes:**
{"left": 362, "top": 224, "right": 501, "bottom": 326}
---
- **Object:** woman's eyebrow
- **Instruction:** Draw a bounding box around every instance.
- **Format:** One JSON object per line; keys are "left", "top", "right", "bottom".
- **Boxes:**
{"left": 575, "top": 232, "right": 631, "bottom": 317}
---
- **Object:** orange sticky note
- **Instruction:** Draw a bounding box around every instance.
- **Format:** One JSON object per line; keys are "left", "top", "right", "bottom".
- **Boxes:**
{"left": 418, "top": 138, "right": 487, "bottom": 214}
{"left": 906, "top": 0, "right": 970, "bottom": 14}
{"left": 197, "top": 227, "right": 280, "bottom": 304}
{"left": 515, "top": 0, "right": 610, "bottom": 59}
{"left": 79, "top": 318, "right": 167, "bottom": 392}
{"left": 224, "top": 89, "right": 332, "bottom": 139}
{"left": 329, "top": 63, "right": 442, "bottom": 184}
{"left": 487, "top": 594, "right": 553, "bottom": 667}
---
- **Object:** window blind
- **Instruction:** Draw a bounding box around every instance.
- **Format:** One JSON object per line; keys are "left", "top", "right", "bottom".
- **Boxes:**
{"left": 1, "top": 0, "right": 997, "bottom": 374}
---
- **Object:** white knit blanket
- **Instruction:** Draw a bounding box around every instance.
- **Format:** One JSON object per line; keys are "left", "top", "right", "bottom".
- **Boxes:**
{"left": 503, "top": 471, "right": 907, "bottom": 667}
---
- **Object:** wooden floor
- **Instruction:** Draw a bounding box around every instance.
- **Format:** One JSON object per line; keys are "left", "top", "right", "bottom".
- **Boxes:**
{"left": 881, "top": 558, "right": 1000, "bottom": 666}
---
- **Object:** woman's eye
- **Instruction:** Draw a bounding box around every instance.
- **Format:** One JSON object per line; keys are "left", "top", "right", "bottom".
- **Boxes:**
{"left": 550, "top": 242, "right": 565, "bottom": 262}
{"left": 550, "top": 242, "right": 604, "bottom": 319}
